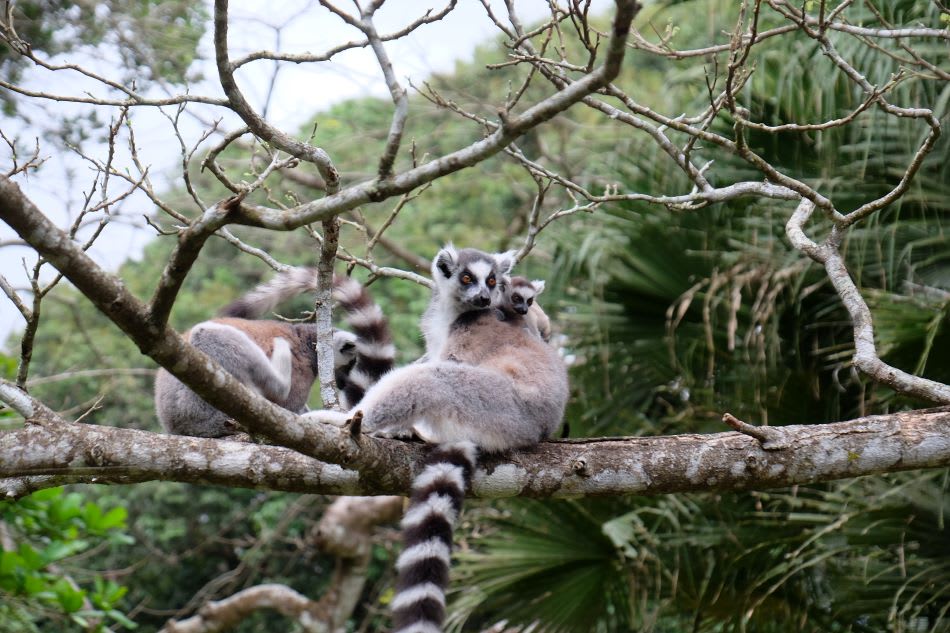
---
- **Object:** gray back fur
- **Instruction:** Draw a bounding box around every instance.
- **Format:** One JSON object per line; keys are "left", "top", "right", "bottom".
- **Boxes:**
{"left": 156, "top": 319, "right": 357, "bottom": 437}
{"left": 156, "top": 321, "right": 292, "bottom": 437}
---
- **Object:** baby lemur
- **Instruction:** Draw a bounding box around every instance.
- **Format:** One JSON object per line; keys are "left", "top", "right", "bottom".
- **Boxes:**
{"left": 155, "top": 274, "right": 393, "bottom": 437}
{"left": 506, "top": 275, "right": 551, "bottom": 342}
{"left": 302, "top": 246, "right": 568, "bottom": 633}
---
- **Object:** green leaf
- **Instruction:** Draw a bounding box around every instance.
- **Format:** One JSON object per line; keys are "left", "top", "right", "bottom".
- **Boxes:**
{"left": 52, "top": 577, "right": 85, "bottom": 613}
{"left": 81, "top": 502, "right": 103, "bottom": 529}
{"left": 49, "top": 492, "right": 83, "bottom": 524}
{"left": 42, "top": 540, "right": 90, "bottom": 564}
{"left": 97, "top": 506, "right": 128, "bottom": 531}
{"left": 0, "top": 550, "right": 20, "bottom": 575}
{"left": 21, "top": 574, "right": 46, "bottom": 596}
{"left": 24, "top": 487, "right": 63, "bottom": 503}
{"left": 16, "top": 544, "right": 43, "bottom": 572}
{"left": 107, "top": 609, "right": 138, "bottom": 629}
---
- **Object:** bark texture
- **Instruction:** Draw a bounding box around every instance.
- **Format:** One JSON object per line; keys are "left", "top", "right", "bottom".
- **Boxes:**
{"left": 3, "top": 407, "right": 948, "bottom": 500}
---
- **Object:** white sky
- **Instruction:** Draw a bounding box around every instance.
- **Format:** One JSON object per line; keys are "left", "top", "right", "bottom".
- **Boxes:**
{"left": 0, "top": 0, "right": 611, "bottom": 349}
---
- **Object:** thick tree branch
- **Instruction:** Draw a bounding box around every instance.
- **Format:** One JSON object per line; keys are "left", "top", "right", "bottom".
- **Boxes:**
{"left": 161, "top": 584, "right": 322, "bottom": 633}
{"left": 2, "top": 400, "right": 948, "bottom": 499}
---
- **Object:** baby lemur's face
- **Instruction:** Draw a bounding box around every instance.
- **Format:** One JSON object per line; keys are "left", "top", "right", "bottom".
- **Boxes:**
{"left": 433, "top": 246, "right": 515, "bottom": 311}
{"left": 503, "top": 276, "right": 545, "bottom": 315}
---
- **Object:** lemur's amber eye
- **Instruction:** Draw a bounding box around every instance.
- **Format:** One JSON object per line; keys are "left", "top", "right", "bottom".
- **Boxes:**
{"left": 512, "top": 294, "right": 523, "bottom": 303}
{"left": 487, "top": 276, "right": 496, "bottom": 288}
{"left": 527, "top": 297, "right": 534, "bottom": 306}
{"left": 461, "top": 274, "right": 473, "bottom": 284}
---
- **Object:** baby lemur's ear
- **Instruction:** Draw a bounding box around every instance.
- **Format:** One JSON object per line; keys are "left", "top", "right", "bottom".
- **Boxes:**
{"left": 433, "top": 244, "right": 459, "bottom": 279}
{"left": 531, "top": 280, "right": 546, "bottom": 295}
{"left": 493, "top": 250, "right": 518, "bottom": 276}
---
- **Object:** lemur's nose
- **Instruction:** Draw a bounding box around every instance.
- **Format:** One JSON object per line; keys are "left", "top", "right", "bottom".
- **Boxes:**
{"left": 474, "top": 294, "right": 490, "bottom": 307}
{"left": 515, "top": 305, "right": 529, "bottom": 315}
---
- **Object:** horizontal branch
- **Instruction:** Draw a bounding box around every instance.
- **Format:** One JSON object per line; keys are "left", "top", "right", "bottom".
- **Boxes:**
{"left": 2, "top": 407, "right": 948, "bottom": 499}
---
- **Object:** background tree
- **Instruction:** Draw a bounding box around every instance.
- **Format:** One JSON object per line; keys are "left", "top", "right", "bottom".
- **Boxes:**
{"left": 0, "top": 1, "right": 948, "bottom": 631}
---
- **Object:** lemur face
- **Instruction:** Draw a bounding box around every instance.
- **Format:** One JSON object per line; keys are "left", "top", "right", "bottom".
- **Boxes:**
{"left": 433, "top": 246, "right": 516, "bottom": 311}
{"left": 508, "top": 288, "right": 533, "bottom": 315}
{"left": 506, "top": 276, "right": 545, "bottom": 315}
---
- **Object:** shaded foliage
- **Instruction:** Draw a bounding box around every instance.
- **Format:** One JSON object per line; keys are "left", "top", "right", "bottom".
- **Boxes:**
{"left": 0, "top": 487, "right": 133, "bottom": 632}
{"left": 451, "top": 1, "right": 950, "bottom": 631}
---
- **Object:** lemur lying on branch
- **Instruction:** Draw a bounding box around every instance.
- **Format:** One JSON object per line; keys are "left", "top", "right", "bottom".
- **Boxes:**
{"left": 154, "top": 273, "right": 394, "bottom": 437}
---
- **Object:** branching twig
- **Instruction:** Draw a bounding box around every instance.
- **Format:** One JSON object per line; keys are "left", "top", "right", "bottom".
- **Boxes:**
{"left": 214, "top": 0, "right": 340, "bottom": 192}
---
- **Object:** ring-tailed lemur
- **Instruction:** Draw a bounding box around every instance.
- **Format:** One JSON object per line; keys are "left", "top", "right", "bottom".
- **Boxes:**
{"left": 155, "top": 273, "right": 394, "bottom": 436}
{"left": 302, "top": 246, "right": 568, "bottom": 633}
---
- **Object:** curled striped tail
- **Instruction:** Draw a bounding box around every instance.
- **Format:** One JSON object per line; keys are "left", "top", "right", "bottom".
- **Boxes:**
{"left": 393, "top": 442, "right": 477, "bottom": 633}
{"left": 332, "top": 276, "right": 396, "bottom": 408}
{"left": 219, "top": 267, "right": 318, "bottom": 318}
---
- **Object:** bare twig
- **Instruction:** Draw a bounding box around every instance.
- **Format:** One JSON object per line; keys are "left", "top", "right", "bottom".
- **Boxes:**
{"left": 214, "top": 0, "right": 341, "bottom": 192}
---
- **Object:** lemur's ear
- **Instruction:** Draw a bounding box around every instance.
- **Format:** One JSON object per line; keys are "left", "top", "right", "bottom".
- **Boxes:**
{"left": 494, "top": 250, "right": 517, "bottom": 276}
{"left": 433, "top": 244, "right": 458, "bottom": 279}
{"left": 531, "top": 280, "right": 546, "bottom": 295}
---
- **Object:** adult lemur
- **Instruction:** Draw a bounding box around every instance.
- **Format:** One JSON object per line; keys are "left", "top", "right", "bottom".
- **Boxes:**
{"left": 155, "top": 274, "right": 394, "bottom": 436}
{"left": 303, "top": 246, "right": 568, "bottom": 633}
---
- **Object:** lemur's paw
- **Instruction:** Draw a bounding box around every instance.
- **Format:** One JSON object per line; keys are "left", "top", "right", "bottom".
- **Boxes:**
{"left": 368, "top": 425, "right": 416, "bottom": 440}
{"left": 300, "top": 410, "right": 349, "bottom": 426}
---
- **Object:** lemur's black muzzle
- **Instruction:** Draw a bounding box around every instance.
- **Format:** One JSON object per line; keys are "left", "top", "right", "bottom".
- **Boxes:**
{"left": 473, "top": 294, "right": 490, "bottom": 308}
{"left": 514, "top": 304, "right": 529, "bottom": 315}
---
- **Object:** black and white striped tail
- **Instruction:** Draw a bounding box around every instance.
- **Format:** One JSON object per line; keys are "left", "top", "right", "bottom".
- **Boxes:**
{"left": 332, "top": 276, "right": 395, "bottom": 408}
{"left": 392, "top": 442, "right": 477, "bottom": 633}
{"left": 219, "top": 267, "right": 318, "bottom": 318}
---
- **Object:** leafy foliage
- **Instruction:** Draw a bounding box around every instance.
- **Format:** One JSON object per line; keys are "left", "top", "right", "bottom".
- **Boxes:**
{"left": 457, "top": 473, "right": 950, "bottom": 632}
{"left": 0, "top": 487, "right": 134, "bottom": 632}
